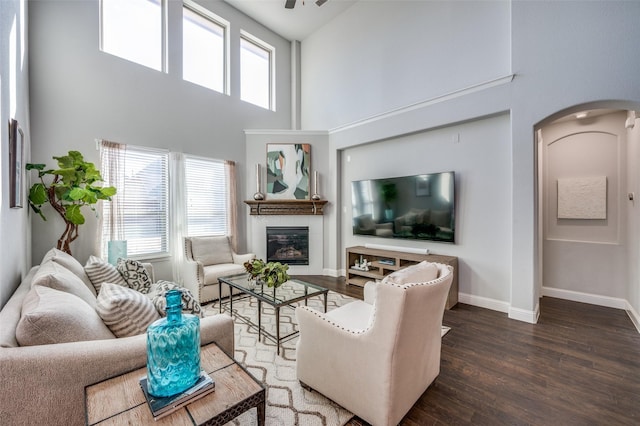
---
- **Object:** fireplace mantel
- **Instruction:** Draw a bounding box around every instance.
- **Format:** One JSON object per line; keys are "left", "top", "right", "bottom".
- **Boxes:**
{"left": 244, "top": 199, "right": 328, "bottom": 216}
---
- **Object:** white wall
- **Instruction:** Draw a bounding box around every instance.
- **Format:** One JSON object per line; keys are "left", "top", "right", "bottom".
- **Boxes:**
{"left": 27, "top": 0, "right": 292, "bottom": 277}
{"left": 342, "top": 114, "right": 512, "bottom": 306}
{"left": 627, "top": 113, "right": 640, "bottom": 325}
{"left": 0, "top": 0, "right": 30, "bottom": 309}
{"left": 301, "top": 0, "right": 511, "bottom": 130}
{"left": 541, "top": 112, "right": 628, "bottom": 300}
{"left": 300, "top": 0, "right": 640, "bottom": 322}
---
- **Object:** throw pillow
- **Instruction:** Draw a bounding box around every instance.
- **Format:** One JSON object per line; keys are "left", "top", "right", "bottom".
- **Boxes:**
{"left": 84, "top": 255, "right": 127, "bottom": 294}
{"left": 32, "top": 260, "right": 98, "bottom": 308}
{"left": 116, "top": 258, "right": 152, "bottom": 294}
{"left": 190, "top": 236, "right": 233, "bottom": 266}
{"left": 148, "top": 281, "right": 203, "bottom": 317}
{"left": 41, "top": 248, "right": 96, "bottom": 296}
{"left": 96, "top": 283, "right": 161, "bottom": 337}
{"left": 16, "top": 285, "right": 115, "bottom": 346}
{"left": 383, "top": 261, "right": 439, "bottom": 285}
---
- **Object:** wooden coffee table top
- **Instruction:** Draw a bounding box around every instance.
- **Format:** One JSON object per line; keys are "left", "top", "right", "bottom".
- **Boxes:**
{"left": 85, "top": 343, "right": 265, "bottom": 425}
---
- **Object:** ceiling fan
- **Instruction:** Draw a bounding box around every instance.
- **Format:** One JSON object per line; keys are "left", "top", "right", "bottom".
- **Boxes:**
{"left": 285, "top": 0, "right": 328, "bottom": 9}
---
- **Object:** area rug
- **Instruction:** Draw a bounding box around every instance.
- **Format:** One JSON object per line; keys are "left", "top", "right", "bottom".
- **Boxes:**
{"left": 203, "top": 289, "right": 355, "bottom": 425}
{"left": 202, "top": 288, "right": 451, "bottom": 425}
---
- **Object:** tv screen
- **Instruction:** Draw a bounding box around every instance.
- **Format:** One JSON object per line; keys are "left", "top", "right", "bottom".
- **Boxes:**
{"left": 351, "top": 171, "right": 456, "bottom": 243}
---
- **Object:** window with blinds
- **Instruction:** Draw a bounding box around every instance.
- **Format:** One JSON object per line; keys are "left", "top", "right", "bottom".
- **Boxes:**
{"left": 102, "top": 146, "right": 169, "bottom": 257}
{"left": 185, "top": 156, "right": 227, "bottom": 236}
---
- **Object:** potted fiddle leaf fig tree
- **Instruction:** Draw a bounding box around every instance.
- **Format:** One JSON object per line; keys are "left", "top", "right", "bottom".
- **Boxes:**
{"left": 26, "top": 151, "right": 117, "bottom": 256}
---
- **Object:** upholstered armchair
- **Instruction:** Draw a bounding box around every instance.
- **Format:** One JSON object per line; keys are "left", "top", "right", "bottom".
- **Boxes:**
{"left": 182, "top": 236, "right": 255, "bottom": 303}
{"left": 295, "top": 261, "right": 453, "bottom": 426}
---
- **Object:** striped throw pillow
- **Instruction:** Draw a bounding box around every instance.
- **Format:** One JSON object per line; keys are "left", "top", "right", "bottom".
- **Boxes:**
{"left": 96, "top": 283, "right": 161, "bottom": 337}
{"left": 84, "top": 255, "right": 127, "bottom": 294}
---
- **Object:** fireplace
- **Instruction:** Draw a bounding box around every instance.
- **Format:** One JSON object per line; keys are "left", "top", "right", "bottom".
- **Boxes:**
{"left": 266, "top": 226, "right": 309, "bottom": 265}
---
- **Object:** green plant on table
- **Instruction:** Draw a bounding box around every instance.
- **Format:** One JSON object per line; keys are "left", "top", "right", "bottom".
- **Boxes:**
{"left": 244, "top": 258, "right": 290, "bottom": 288}
{"left": 26, "top": 151, "right": 116, "bottom": 256}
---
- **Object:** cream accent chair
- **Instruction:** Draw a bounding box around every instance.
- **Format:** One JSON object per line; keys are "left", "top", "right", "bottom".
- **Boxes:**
{"left": 295, "top": 262, "right": 453, "bottom": 426}
{"left": 183, "top": 236, "right": 255, "bottom": 303}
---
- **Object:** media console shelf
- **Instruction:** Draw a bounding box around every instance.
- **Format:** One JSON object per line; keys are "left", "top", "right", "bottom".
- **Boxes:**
{"left": 346, "top": 245, "right": 458, "bottom": 309}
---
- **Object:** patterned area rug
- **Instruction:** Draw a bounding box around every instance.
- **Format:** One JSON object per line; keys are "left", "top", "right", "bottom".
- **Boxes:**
{"left": 202, "top": 288, "right": 356, "bottom": 426}
{"left": 202, "top": 286, "right": 451, "bottom": 425}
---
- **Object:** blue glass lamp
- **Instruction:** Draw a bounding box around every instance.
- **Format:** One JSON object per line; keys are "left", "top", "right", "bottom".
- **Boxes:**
{"left": 107, "top": 240, "right": 127, "bottom": 265}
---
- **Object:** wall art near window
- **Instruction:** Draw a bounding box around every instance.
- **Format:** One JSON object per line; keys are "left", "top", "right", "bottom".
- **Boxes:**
{"left": 8, "top": 118, "right": 24, "bottom": 208}
{"left": 266, "top": 143, "right": 310, "bottom": 200}
{"left": 557, "top": 176, "right": 607, "bottom": 219}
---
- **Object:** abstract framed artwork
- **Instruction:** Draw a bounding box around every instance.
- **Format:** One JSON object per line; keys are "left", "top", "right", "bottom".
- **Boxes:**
{"left": 266, "top": 143, "right": 311, "bottom": 200}
{"left": 8, "top": 118, "right": 24, "bottom": 208}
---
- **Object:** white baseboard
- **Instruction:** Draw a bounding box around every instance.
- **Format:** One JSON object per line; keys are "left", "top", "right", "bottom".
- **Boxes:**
{"left": 458, "top": 292, "right": 510, "bottom": 313}
{"left": 625, "top": 302, "right": 640, "bottom": 333}
{"left": 542, "top": 286, "right": 627, "bottom": 309}
{"left": 509, "top": 303, "right": 540, "bottom": 324}
{"left": 458, "top": 292, "right": 538, "bottom": 324}
{"left": 323, "top": 268, "right": 342, "bottom": 278}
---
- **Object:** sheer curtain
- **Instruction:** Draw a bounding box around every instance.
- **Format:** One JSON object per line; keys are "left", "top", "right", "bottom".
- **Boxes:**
{"left": 226, "top": 160, "right": 238, "bottom": 252}
{"left": 98, "top": 140, "right": 127, "bottom": 258}
{"left": 170, "top": 152, "right": 187, "bottom": 283}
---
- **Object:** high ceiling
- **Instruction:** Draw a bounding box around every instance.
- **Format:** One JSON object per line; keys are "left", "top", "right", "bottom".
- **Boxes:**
{"left": 224, "top": 0, "right": 358, "bottom": 41}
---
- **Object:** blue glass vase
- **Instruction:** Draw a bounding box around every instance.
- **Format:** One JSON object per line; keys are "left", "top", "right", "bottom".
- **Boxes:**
{"left": 146, "top": 289, "right": 201, "bottom": 397}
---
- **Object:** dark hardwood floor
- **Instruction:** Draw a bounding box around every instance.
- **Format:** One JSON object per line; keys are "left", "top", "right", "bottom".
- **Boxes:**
{"left": 294, "top": 275, "right": 640, "bottom": 425}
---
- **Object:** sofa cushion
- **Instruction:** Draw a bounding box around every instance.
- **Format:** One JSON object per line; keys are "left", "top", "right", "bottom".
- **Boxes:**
{"left": 16, "top": 285, "right": 115, "bottom": 346}
{"left": 383, "top": 261, "right": 439, "bottom": 285}
{"left": 190, "top": 236, "right": 233, "bottom": 265}
{"left": 41, "top": 248, "right": 96, "bottom": 296}
{"left": 84, "top": 255, "right": 127, "bottom": 294}
{"left": 96, "top": 283, "right": 161, "bottom": 337}
{"left": 148, "top": 281, "right": 203, "bottom": 317}
{"left": 32, "top": 260, "right": 98, "bottom": 308}
{"left": 116, "top": 258, "right": 152, "bottom": 294}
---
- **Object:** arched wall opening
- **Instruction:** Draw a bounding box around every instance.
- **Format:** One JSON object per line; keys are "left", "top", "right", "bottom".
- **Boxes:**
{"left": 534, "top": 101, "right": 640, "bottom": 331}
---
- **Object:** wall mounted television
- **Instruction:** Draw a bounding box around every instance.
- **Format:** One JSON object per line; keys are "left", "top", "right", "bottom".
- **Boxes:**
{"left": 351, "top": 171, "right": 456, "bottom": 243}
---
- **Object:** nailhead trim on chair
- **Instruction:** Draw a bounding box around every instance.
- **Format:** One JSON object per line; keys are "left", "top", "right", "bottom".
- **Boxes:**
{"left": 298, "top": 263, "right": 453, "bottom": 335}
{"left": 184, "top": 238, "right": 205, "bottom": 303}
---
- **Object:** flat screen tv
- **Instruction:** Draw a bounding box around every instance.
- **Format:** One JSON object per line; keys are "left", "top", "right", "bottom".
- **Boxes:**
{"left": 351, "top": 171, "right": 456, "bottom": 243}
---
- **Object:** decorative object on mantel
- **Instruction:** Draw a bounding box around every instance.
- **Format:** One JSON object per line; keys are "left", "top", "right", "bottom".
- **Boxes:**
{"left": 244, "top": 258, "right": 290, "bottom": 288}
{"left": 311, "top": 170, "right": 321, "bottom": 201}
{"left": 26, "top": 151, "right": 117, "bottom": 255}
{"left": 244, "top": 199, "right": 328, "bottom": 215}
{"left": 253, "top": 163, "right": 265, "bottom": 201}
{"left": 266, "top": 143, "right": 310, "bottom": 200}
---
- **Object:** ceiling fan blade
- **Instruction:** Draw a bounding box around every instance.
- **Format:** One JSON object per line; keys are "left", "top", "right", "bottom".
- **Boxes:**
{"left": 316, "top": 0, "right": 328, "bottom": 5}
{"left": 285, "top": 0, "right": 296, "bottom": 9}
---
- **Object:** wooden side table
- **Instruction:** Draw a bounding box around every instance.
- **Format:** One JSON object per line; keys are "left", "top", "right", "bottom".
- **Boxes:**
{"left": 85, "top": 343, "right": 265, "bottom": 425}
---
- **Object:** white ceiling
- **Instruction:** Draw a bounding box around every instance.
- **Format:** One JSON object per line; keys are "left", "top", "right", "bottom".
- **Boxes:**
{"left": 224, "top": 0, "right": 358, "bottom": 41}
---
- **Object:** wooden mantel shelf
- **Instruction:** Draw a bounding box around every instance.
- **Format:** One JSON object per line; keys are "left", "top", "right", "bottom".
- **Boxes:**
{"left": 244, "top": 199, "right": 328, "bottom": 215}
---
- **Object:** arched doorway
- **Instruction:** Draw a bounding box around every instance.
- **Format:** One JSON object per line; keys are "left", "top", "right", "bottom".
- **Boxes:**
{"left": 535, "top": 102, "right": 640, "bottom": 313}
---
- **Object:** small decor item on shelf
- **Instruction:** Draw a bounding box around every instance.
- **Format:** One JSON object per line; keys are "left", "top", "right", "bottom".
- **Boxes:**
{"left": 146, "top": 289, "right": 201, "bottom": 397}
{"left": 253, "top": 163, "right": 265, "bottom": 201}
{"left": 311, "top": 170, "right": 321, "bottom": 201}
{"left": 244, "top": 258, "right": 290, "bottom": 288}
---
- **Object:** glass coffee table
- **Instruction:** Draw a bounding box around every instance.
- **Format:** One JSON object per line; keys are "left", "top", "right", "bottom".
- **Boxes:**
{"left": 218, "top": 273, "right": 328, "bottom": 355}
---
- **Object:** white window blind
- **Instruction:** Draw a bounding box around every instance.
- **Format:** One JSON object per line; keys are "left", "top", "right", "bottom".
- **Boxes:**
{"left": 101, "top": 144, "right": 169, "bottom": 257}
{"left": 185, "top": 156, "right": 227, "bottom": 236}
